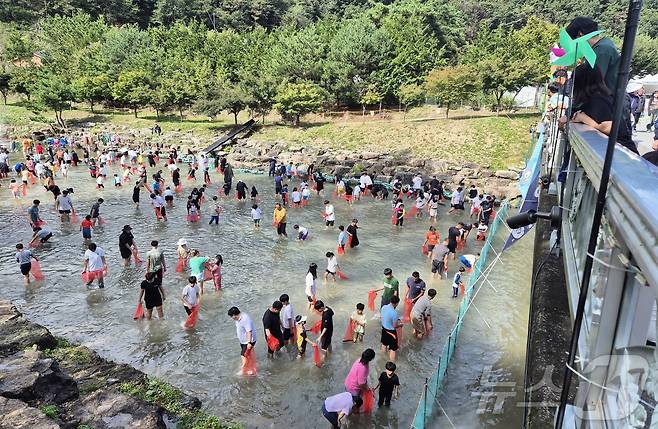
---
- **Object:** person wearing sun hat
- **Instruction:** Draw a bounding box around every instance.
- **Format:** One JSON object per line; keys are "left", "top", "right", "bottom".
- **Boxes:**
{"left": 176, "top": 238, "right": 190, "bottom": 270}
{"left": 119, "top": 225, "right": 136, "bottom": 267}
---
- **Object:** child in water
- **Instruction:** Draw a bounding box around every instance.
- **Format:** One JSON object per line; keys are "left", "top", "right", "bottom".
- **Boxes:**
{"left": 374, "top": 362, "right": 400, "bottom": 407}
{"left": 251, "top": 204, "right": 261, "bottom": 227}
{"left": 350, "top": 303, "right": 367, "bottom": 343}
{"left": 210, "top": 254, "right": 223, "bottom": 290}
{"left": 295, "top": 315, "right": 316, "bottom": 358}
{"left": 80, "top": 215, "right": 93, "bottom": 240}
{"left": 293, "top": 224, "right": 309, "bottom": 241}
{"left": 324, "top": 251, "right": 339, "bottom": 282}
{"left": 114, "top": 174, "right": 121, "bottom": 187}
{"left": 9, "top": 179, "right": 20, "bottom": 199}
{"left": 251, "top": 186, "right": 258, "bottom": 200}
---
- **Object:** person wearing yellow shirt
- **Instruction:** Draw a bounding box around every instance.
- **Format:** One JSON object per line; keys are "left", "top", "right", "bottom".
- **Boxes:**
{"left": 273, "top": 202, "right": 287, "bottom": 238}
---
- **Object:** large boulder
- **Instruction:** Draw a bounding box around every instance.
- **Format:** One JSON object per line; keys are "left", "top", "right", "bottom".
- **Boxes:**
{"left": 333, "top": 165, "right": 351, "bottom": 177}
{"left": 0, "top": 397, "right": 60, "bottom": 429}
{"left": 0, "top": 301, "right": 57, "bottom": 357}
{"left": 494, "top": 170, "right": 519, "bottom": 180}
{"left": 0, "top": 349, "right": 78, "bottom": 405}
{"left": 66, "top": 388, "right": 165, "bottom": 429}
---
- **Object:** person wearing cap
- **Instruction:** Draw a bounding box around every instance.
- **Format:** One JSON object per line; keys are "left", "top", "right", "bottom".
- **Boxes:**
{"left": 119, "top": 225, "right": 137, "bottom": 267}
{"left": 324, "top": 200, "right": 335, "bottom": 228}
{"left": 176, "top": 238, "right": 190, "bottom": 267}
{"left": 294, "top": 315, "right": 310, "bottom": 358}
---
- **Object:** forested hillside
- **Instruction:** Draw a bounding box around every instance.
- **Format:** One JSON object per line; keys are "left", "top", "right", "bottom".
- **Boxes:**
{"left": 0, "top": 0, "right": 656, "bottom": 126}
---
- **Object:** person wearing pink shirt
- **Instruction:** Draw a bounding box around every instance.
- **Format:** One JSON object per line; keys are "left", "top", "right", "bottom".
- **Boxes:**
{"left": 344, "top": 348, "right": 376, "bottom": 396}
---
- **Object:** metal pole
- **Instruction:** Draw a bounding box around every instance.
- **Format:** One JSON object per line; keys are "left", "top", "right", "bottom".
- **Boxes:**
{"left": 554, "top": 1, "right": 644, "bottom": 427}
{"left": 423, "top": 377, "right": 428, "bottom": 428}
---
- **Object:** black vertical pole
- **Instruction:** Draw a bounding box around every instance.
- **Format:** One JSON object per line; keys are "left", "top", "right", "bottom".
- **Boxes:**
{"left": 554, "top": 1, "right": 643, "bottom": 428}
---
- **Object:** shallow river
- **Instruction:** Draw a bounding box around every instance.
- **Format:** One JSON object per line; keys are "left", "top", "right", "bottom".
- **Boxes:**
{"left": 0, "top": 164, "right": 532, "bottom": 429}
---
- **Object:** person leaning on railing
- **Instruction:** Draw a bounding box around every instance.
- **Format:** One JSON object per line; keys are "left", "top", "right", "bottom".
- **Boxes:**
{"left": 560, "top": 63, "right": 638, "bottom": 154}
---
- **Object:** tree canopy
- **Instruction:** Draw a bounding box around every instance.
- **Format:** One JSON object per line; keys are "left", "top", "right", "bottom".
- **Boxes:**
{"left": 0, "top": 0, "right": 656, "bottom": 124}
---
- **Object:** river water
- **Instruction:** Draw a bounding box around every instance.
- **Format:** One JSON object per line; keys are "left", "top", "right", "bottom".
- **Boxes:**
{"left": 0, "top": 164, "right": 532, "bottom": 429}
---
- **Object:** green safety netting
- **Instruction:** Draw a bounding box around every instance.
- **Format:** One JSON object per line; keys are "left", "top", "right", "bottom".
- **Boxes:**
{"left": 412, "top": 202, "right": 510, "bottom": 428}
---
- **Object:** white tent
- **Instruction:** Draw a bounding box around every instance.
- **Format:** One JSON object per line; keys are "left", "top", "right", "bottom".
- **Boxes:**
{"left": 637, "top": 74, "right": 658, "bottom": 93}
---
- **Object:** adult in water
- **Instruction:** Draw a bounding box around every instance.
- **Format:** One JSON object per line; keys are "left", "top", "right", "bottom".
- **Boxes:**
{"left": 321, "top": 392, "right": 362, "bottom": 429}
{"left": 138, "top": 272, "right": 165, "bottom": 320}
{"left": 344, "top": 348, "right": 376, "bottom": 396}
{"left": 273, "top": 202, "right": 287, "bottom": 238}
{"left": 146, "top": 240, "right": 166, "bottom": 286}
{"left": 263, "top": 300, "right": 284, "bottom": 358}
{"left": 346, "top": 219, "right": 360, "bottom": 248}
{"left": 188, "top": 249, "right": 210, "bottom": 295}
{"left": 228, "top": 306, "right": 256, "bottom": 371}
{"left": 118, "top": 225, "right": 136, "bottom": 267}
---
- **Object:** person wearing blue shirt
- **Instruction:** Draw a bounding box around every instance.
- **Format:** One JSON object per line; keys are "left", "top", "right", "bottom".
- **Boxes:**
{"left": 380, "top": 296, "right": 402, "bottom": 361}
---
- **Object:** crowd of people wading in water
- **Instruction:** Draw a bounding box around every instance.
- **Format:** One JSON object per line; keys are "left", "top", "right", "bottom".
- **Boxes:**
{"left": 4, "top": 128, "right": 498, "bottom": 428}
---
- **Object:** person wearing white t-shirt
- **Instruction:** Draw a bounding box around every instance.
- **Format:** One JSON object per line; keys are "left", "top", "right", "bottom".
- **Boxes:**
{"left": 305, "top": 263, "right": 318, "bottom": 310}
{"left": 150, "top": 193, "right": 167, "bottom": 221}
{"left": 279, "top": 294, "right": 295, "bottom": 345}
{"left": 324, "top": 201, "right": 335, "bottom": 228}
{"left": 470, "top": 194, "right": 483, "bottom": 218}
{"left": 228, "top": 306, "right": 256, "bottom": 369}
{"left": 322, "top": 392, "right": 362, "bottom": 428}
{"left": 412, "top": 174, "right": 423, "bottom": 191}
{"left": 181, "top": 276, "right": 200, "bottom": 315}
{"left": 83, "top": 242, "right": 106, "bottom": 288}
{"left": 324, "top": 251, "right": 340, "bottom": 282}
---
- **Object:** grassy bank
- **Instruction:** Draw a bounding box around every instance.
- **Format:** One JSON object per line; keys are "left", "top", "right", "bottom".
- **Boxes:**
{"left": 1, "top": 101, "right": 539, "bottom": 170}
{"left": 43, "top": 337, "right": 239, "bottom": 429}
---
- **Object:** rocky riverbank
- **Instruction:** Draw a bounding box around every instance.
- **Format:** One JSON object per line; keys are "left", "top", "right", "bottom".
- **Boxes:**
{"left": 0, "top": 300, "right": 238, "bottom": 429}
{"left": 6, "top": 122, "right": 523, "bottom": 197}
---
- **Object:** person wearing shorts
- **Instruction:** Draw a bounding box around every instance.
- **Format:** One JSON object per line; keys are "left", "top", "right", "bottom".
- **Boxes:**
{"left": 324, "top": 201, "right": 335, "bottom": 227}
{"left": 380, "top": 296, "right": 402, "bottom": 361}
{"left": 431, "top": 240, "right": 449, "bottom": 279}
{"left": 411, "top": 289, "right": 436, "bottom": 339}
{"left": 139, "top": 272, "right": 165, "bottom": 319}
{"left": 314, "top": 300, "right": 334, "bottom": 362}
{"left": 228, "top": 307, "right": 257, "bottom": 369}
{"left": 15, "top": 244, "right": 35, "bottom": 285}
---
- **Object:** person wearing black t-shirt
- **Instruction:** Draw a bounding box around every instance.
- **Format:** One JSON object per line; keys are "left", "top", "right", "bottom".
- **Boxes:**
{"left": 447, "top": 224, "right": 461, "bottom": 260}
{"left": 263, "top": 301, "right": 284, "bottom": 358}
{"left": 314, "top": 300, "right": 334, "bottom": 363}
{"left": 374, "top": 361, "right": 400, "bottom": 407}
{"left": 138, "top": 271, "right": 165, "bottom": 320}
{"left": 119, "top": 224, "right": 135, "bottom": 266}
{"left": 315, "top": 173, "right": 326, "bottom": 195}
{"left": 468, "top": 185, "right": 478, "bottom": 200}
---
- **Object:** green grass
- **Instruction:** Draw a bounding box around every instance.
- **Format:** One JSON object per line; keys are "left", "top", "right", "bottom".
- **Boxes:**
{"left": 1, "top": 99, "right": 538, "bottom": 169}
{"left": 119, "top": 377, "right": 241, "bottom": 429}
{"left": 44, "top": 342, "right": 94, "bottom": 365}
{"left": 40, "top": 405, "right": 59, "bottom": 419}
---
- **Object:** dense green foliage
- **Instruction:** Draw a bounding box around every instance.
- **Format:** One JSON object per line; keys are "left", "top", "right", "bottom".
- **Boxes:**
{"left": 0, "top": 0, "right": 657, "bottom": 125}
